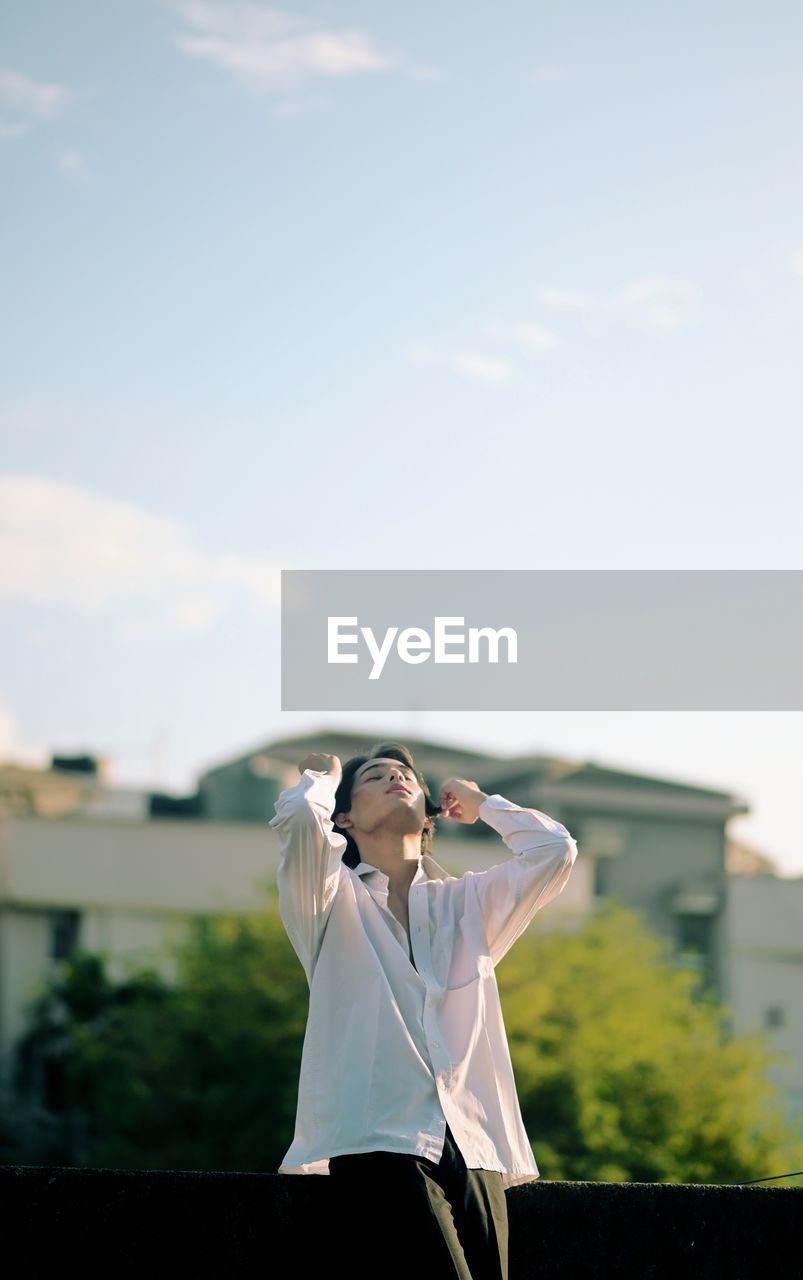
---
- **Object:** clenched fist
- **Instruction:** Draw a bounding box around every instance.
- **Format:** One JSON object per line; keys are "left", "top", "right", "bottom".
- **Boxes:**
{"left": 438, "top": 778, "right": 488, "bottom": 825}
{"left": 298, "top": 752, "right": 342, "bottom": 779}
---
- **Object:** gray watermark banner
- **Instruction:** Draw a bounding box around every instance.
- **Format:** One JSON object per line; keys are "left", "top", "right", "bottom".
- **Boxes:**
{"left": 278, "top": 570, "right": 803, "bottom": 711}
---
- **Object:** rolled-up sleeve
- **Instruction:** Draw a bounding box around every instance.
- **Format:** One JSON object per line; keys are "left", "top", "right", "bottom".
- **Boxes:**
{"left": 466, "top": 794, "right": 578, "bottom": 966}
{"left": 269, "top": 769, "right": 347, "bottom": 984}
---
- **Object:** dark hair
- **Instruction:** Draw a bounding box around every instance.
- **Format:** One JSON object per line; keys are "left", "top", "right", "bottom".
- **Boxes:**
{"left": 333, "top": 740, "right": 442, "bottom": 870}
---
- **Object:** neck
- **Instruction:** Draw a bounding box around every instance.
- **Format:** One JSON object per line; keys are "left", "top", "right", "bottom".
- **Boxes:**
{"left": 356, "top": 833, "right": 422, "bottom": 897}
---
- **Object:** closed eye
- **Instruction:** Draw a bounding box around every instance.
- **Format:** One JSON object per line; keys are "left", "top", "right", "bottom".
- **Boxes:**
{"left": 365, "top": 768, "right": 415, "bottom": 782}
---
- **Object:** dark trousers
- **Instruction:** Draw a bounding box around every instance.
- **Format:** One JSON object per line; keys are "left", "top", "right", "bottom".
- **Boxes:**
{"left": 328, "top": 1120, "right": 509, "bottom": 1280}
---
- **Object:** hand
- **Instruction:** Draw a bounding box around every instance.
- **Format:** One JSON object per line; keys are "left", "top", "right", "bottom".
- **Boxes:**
{"left": 298, "top": 752, "right": 342, "bottom": 779}
{"left": 438, "top": 778, "right": 488, "bottom": 824}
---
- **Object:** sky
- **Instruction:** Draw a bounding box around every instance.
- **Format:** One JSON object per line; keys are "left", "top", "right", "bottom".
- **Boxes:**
{"left": 1, "top": 1, "right": 802, "bottom": 874}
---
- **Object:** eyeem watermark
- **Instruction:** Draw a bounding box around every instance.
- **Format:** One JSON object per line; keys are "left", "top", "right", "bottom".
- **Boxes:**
{"left": 279, "top": 569, "right": 803, "bottom": 710}
{"left": 328, "top": 616, "right": 518, "bottom": 680}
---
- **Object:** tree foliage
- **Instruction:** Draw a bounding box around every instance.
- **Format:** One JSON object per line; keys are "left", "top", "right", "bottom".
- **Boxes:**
{"left": 497, "top": 899, "right": 803, "bottom": 1183}
{"left": 7, "top": 903, "right": 308, "bottom": 1171}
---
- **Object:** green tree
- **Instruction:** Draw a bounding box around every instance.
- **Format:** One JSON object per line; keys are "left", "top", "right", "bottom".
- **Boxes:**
{"left": 498, "top": 899, "right": 803, "bottom": 1183}
{"left": 9, "top": 901, "right": 308, "bottom": 1171}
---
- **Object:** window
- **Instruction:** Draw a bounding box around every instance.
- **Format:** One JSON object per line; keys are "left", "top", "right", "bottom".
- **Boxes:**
{"left": 677, "top": 912, "right": 712, "bottom": 960}
{"left": 50, "top": 910, "right": 81, "bottom": 961}
{"left": 593, "top": 857, "right": 611, "bottom": 898}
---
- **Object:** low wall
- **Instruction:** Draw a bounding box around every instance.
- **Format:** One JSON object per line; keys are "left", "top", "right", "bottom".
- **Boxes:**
{"left": 2, "top": 1164, "right": 801, "bottom": 1278}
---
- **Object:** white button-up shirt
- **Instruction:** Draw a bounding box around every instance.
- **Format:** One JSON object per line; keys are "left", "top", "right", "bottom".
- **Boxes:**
{"left": 269, "top": 768, "right": 578, "bottom": 1190}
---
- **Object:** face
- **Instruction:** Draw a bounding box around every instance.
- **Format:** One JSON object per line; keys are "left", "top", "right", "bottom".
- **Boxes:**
{"left": 336, "top": 757, "right": 427, "bottom": 838}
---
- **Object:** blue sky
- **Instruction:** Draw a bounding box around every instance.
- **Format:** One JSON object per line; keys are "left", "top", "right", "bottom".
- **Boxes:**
{"left": 2, "top": 1, "right": 802, "bottom": 872}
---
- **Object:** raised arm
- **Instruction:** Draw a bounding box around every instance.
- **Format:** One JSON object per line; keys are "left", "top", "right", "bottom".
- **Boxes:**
{"left": 439, "top": 778, "right": 578, "bottom": 967}
{"left": 268, "top": 754, "right": 346, "bottom": 985}
{"left": 469, "top": 794, "right": 578, "bottom": 965}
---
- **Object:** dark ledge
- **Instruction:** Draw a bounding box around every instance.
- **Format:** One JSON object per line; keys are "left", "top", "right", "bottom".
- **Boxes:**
{"left": 2, "top": 1165, "right": 801, "bottom": 1279}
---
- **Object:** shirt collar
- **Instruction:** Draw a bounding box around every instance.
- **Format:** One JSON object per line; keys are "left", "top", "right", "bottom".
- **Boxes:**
{"left": 352, "top": 853, "right": 451, "bottom": 886}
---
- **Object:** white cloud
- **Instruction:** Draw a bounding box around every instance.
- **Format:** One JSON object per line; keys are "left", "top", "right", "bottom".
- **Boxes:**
{"left": 536, "top": 274, "right": 695, "bottom": 329}
{"left": 0, "top": 68, "right": 69, "bottom": 117}
{"left": 120, "top": 593, "right": 228, "bottom": 640}
{"left": 787, "top": 249, "right": 803, "bottom": 276}
{"left": 406, "top": 271, "right": 690, "bottom": 388}
{"left": 612, "top": 276, "right": 693, "bottom": 306}
{"left": 168, "top": 593, "right": 229, "bottom": 632}
{"left": 506, "top": 321, "right": 557, "bottom": 353}
{"left": 0, "top": 67, "right": 71, "bottom": 140}
{"left": 0, "top": 473, "right": 280, "bottom": 630}
{"left": 641, "top": 305, "right": 684, "bottom": 329}
{"left": 0, "top": 700, "right": 48, "bottom": 768}
{"left": 480, "top": 317, "right": 557, "bottom": 353}
{"left": 404, "top": 343, "right": 514, "bottom": 382}
{"left": 164, "top": 0, "right": 404, "bottom": 95}
{"left": 452, "top": 352, "right": 514, "bottom": 382}
{"left": 536, "top": 286, "right": 596, "bottom": 309}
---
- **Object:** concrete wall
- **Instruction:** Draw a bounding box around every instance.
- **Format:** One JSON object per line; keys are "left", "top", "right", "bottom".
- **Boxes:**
{"left": 726, "top": 874, "right": 803, "bottom": 1125}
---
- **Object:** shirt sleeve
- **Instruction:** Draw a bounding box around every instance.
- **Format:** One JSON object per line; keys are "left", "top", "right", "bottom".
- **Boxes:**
{"left": 268, "top": 769, "right": 347, "bottom": 985}
{"left": 466, "top": 793, "right": 578, "bottom": 966}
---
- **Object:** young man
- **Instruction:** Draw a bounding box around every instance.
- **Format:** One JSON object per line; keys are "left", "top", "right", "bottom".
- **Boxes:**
{"left": 269, "top": 741, "right": 578, "bottom": 1280}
